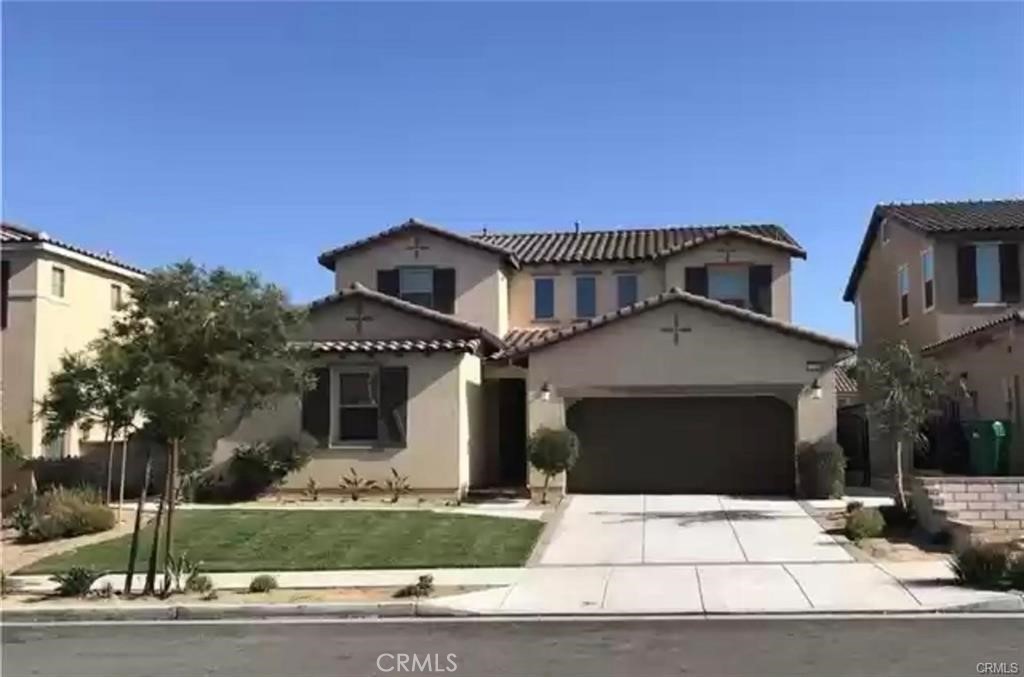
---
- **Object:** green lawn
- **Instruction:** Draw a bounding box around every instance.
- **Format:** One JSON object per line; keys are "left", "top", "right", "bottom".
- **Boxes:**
{"left": 20, "top": 509, "right": 544, "bottom": 574}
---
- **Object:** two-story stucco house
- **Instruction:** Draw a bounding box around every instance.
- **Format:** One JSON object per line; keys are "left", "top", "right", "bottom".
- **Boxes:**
{"left": 1, "top": 223, "right": 146, "bottom": 458}
{"left": 225, "top": 218, "right": 853, "bottom": 497}
{"left": 843, "top": 199, "right": 1024, "bottom": 475}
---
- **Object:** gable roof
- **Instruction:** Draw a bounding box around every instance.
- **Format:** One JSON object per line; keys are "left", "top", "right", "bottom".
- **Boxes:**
{"left": 1, "top": 222, "right": 146, "bottom": 276}
{"left": 307, "top": 282, "right": 505, "bottom": 352}
{"left": 835, "top": 366, "right": 858, "bottom": 395}
{"left": 474, "top": 223, "right": 806, "bottom": 265}
{"left": 498, "top": 287, "right": 853, "bottom": 359}
{"left": 921, "top": 310, "right": 1023, "bottom": 354}
{"left": 843, "top": 198, "right": 1024, "bottom": 302}
{"left": 317, "top": 219, "right": 520, "bottom": 270}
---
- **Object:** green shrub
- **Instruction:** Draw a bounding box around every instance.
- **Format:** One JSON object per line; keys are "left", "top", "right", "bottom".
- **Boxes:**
{"left": 1007, "top": 555, "right": 1024, "bottom": 591}
{"left": 844, "top": 506, "right": 885, "bottom": 541}
{"left": 880, "top": 502, "right": 916, "bottom": 529}
{"left": 165, "top": 552, "right": 204, "bottom": 594}
{"left": 339, "top": 467, "right": 377, "bottom": 501}
{"left": 248, "top": 574, "right": 278, "bottom": 593}
{"left": 384, "top": 468, "right": 411, "bottom": 504}
{"left": 186, "top": 573, "right": 214, "bottom": 594}
{"left": 845, "top": 500, "right": 864, "bottom": 514}
{"left": 1, "top": 432, "right": 24, "bottom": 461}
{"left": 528, "top": 427, "right": 580, "bottom": 504}
{"left": 798, "top": 440, "right": 846, "bottom": 499}
{"left": 199, "top": 434, "right": 315, "bottom": 503}
{"left": 16, "top": 487, "right": 115, "bottom": 543}
{"left": 51, "top": 567, "right": 104, "bottom": 597}
{"left": 393, "top": 574, "right": 435, "bottom": 599}
{"left": 951, "top": 543, "right": 1010, "bottom": 589}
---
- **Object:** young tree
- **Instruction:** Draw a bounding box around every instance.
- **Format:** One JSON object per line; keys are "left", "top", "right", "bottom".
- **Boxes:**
{"left": 859, "top": 341, "right": 950, "bottom": 510}
{"left": 111, "top": 262, "right": 307, "bottom": 590}
{"left": 527, "top": 426, "right": 581, "bottom": 504}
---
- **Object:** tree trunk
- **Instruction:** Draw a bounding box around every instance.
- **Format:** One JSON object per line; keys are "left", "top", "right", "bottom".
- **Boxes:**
{"left": 118, "top": 437, "right": 129, "bottom": 523}
{"left": 162, "top": 438, "right": 180, "bottom": 582}
{"left": 123, "top": 445, "right": 151, "bottom": 596}
{"left": 894, "top": 437, "right": 907, "bottom": 511}
{"left": 541, "top": 474, "right": 550, "bottom": 505}
{"left": 143, "top": 460, "right": 170, "bottom": 596}
{"left": 105, "top": 432, "right": 115, "bottom": 505}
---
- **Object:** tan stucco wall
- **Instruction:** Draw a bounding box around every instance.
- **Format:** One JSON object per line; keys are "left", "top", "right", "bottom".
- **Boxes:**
{"left": 329, "top": 230, "right": 509, "bottom": 335}
{"left": 930, "top": 327, "right": 1024, "bottom": 472}
{"left": 1, "top": 247, "right": 139, "bottom": 457}
{"left": 220, "top": 352, "right": 471, "bottom": 493}
{"left": 663, "top": 237, "right": 793, "bottom": 322}
{"left": 523, "top": 302, "right": 844, "bottom": 491}
{"left": 305, "top": 296, "right": 462, "bottom": 342}
{"left": 459, "top": 355, "right": 486, "bottom": 488}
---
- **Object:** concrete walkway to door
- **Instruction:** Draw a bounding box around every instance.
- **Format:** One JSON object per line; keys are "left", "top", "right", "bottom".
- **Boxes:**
{"left": 537, "top": 494, "right": 853, "bottom": 565}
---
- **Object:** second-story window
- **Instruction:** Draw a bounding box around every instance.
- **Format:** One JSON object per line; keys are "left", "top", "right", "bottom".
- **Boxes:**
{"left": 1, "top": 260, "right": 10, "bottom": 330}
{"left": 897, "top": 264, "right": 910, "bottom": 322}
{"left": 921, "top": 248, "right": 934, "bottom": 311}
{"left": 575, "top": 275, "right": 597, "bottom": 319}
{"left": 533, "top": 277, "right": 554, "bottom": 320}
{"left": 398, "top": 267, "right": 434, "bottom": 308}
{"left": 957, "top": 243, "right": 1021, "bottom": 305}
{"left": 377, "top": 267, "right": 455, "bottom": 313}
{"left": 51, "top": 266, "right": 66, "bottom": 298}
{"left": 110, "top": 283, "right": 124, "bottom": 310}
{"left": 616, "top": 273, "right": 638, "bottom": 308}
{"left": 707, "top": 265, "right": 749, "bottom": 308}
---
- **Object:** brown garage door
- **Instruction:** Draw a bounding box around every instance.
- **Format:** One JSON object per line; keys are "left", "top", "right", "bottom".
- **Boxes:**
{"left": 566, "top": 396, "right": 795, "bottom": 494}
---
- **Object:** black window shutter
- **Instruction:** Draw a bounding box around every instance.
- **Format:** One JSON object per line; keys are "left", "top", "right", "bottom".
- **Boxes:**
{"left": 685, "top": 267, "right": 708, "bottom": 296}
{"left": 379, "top": 367, "right": 408, "bottom": 447}
{"left": 301, "top": 368, "right": 331, "bottom": 447}
{"left": 957, "top": 245, "right": 977, "bottom": 304}
{"left": 748, "top": 265, "right": 773, "bottom": 315}
{"left": 377, "top": 269, "right": 399, "bottom": 297}
{"left": 433, "top": 268, "right": 456, "bottom": 313}
{"left": 1, "top": 260, "right": 10, "bottom": 330}
{"left": 999, "top": 243, "right": 1021, "bottom": 303}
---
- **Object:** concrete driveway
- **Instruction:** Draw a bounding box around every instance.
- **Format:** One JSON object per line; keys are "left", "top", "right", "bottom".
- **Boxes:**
{"left": 536, "top": 494, "right": 853, "bottom": 565}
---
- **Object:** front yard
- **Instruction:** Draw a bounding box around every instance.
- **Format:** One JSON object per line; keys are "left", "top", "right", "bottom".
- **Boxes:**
{"left": 19, "top": 509, "right": 544, "bottom": 573}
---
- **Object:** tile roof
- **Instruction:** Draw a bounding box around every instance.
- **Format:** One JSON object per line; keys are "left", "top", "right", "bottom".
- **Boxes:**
{"left": 300, "top": 338, "right": 482, "bottom": 355}
{"left": 318, "top": 219, "right": 520, "bottom": 270}
{"left": 835, "top": 367, "right": 858, "bottom": 395}
{"left": 1, "top": 222, "right": 147, "bottom": 276}
{"left": 497, "top": 288, "right": 854, "bottom": 359}
{"left": 843, "top": 198, "right": 1024, "bottom": 301}
{"left": 307, "top": 283, "right": 505, "bottom": 351}
{"left": 473, "top": 224, "right": 806, "bottom": 264}
{"left": 921, "top": 310, "right": 1024, "bottom": 354}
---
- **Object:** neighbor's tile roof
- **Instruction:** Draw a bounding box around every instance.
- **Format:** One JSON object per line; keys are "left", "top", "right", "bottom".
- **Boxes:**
{"left": 921, "top": 310, "right": 1024, "bottom": 354}
{"left": 307, "top": 283, "right": 505, "bottom": 351}
{"left": 474, "top": 224, "right": 806, "bottom": 264}
{"left": 1, "top": 222, "right": 147, "bottom": 276}
{"left": 843, "top": 198, "right": 1024, "bottom": 301}
{"left": 497, "top": 288, "right": 854, "bottom": 359}
{"left": 835, "top": 367, "right": 858, "bottom": 395}
{"left": 318, "top": 219, "right": 520, "bottom": 270}
{"left": 301, "top": 338, "right": 482, "bottom": 355}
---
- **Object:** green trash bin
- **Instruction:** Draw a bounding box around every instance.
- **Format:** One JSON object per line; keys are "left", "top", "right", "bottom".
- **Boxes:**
{"left": 962, "top": 420, "right": 1013, "bottom": 475}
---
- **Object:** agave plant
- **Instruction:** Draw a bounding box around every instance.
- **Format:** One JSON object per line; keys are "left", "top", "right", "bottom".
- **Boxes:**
{"left": 339, "top": 467, "right": 377, "bottom": 501}
{"left": 384, "top": 468, "right": 410, "bottom": 504}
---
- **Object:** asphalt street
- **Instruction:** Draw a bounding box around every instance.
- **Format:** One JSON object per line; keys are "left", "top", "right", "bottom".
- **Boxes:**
{"left": 3, "top": 616, "right": 1023, "bottom": 677}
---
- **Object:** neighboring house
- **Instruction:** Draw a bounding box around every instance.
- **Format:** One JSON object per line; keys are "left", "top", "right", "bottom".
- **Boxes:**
{"left": 227, "top": 218, "right": 853, "bottom": 497}
{"left": 843, "top": 198, "right": 1024, "bottom": 475}
{"left": 0, "top": 223, "right": 145, "bottom": 458}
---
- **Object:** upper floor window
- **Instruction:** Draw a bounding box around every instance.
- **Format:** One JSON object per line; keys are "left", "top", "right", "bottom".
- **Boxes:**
{"left": 377, "top": 267, "right": 456, "bottom": 313}
{"left": 51, "top": 266, "right": 66, "bottom": 298}
{"left": 575, "top": 275, "right": 597, "bottom": 319}
{"left": 897, "top": 264, "right": 910, "bottom": 322}
{"left": 880, "top": 218, "right": 889, "bottom": 245}
{"left": 616, "top": 273, "right": 638, "bottom": 308}
{"left": 110, "top": 283, "right": 124, "bottom": 310}
{"left": 957, "top": 243, "right": 1021, "bottom": 305}
{"left": 707, "top": 265, "right": 749, "bottom": 308}
{"left": 533, "top": 277, "right": 554, "bottom": 320}
{"left": 1, "top": 260, "right": 10, "bottom": 330}
{"left": 921, "top": 248, "right": 934, "bottom": 311}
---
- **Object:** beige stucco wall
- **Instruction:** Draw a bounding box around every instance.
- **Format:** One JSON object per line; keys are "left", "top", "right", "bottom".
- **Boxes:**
{"left": 523, "top": 302, "right": 845, "bottom": 491}
{"left": 1, "top": 246, "right": 140, "bottom": 457}
{"left": 663, "top": 237, "right": 793, "bottom": 322}
{"left": 304, "top": 296, "right": 462, "bottom": 342}
{"left": 220, "top": 351, "right": 471, "bottom": 493}
{"left": 459, "top": 355, "right": 486, "bottom": 487}
{"left": 329, "top": 229, "right": 509, "bottom": 335}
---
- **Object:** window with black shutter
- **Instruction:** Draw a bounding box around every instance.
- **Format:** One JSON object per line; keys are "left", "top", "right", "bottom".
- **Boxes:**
{"left": 377, "top": 269, "right": 400, "bottom": 297}
{"left": 432, "top": 269, "right": 456, "bottom": 313}
{"left": 300, "top": 368, "right": 331, "bottom": 447}
{"left": 1000, "top": 243, "right": 1021, "bottom": 303}
{"left": 957, "top": 245, "right": 977, "bottom": 304}
{"left": 1, "top": 260, "right": 10, "bottom": 330}
{"left": 379, "top": 367, "right": 408, "bottom": 447}
{"left": 684, "top": 267, "right": 708, "bottom": 296}
{"left": 748, "top": 265, "right": 773, "bottom": 316}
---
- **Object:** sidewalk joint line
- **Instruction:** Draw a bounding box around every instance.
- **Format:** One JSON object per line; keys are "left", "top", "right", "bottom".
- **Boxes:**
{"left": 694, "top": 565, "right": 707, "bottom": 613}
{"left": 781, "top": 563, "right": 815, "bottom": 610}
{"left": 718, "top": 496, "right": 750, "bottom": 562}
{"left": 868, "top": 560, "right": 925, "bottom": 608}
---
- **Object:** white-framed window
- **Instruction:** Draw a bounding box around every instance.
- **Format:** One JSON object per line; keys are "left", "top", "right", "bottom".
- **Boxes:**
{"left": 976, "top": 243, "right": 1001, "bottom": 303}
{"left": 110, "top": 283, "right": 123, "bottom": 310}
{"left": 921, "top": 248, "right": 935, "bottom": 311}
{"left": 330, "top": 366, "right": 379, "bottom": 444}
{"left": 708, "top": 265, "right": 749, "bottom": 308}
{"left": 398, "top": 267, "right": 433, "bottom": 308}
{"left": 51, "top": 266, "right": 66, "bottom": 298}
{"left": 897, "top": 264, "right": 910, "bottom": 322}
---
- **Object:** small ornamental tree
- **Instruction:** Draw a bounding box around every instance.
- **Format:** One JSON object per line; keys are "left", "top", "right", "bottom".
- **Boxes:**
{"left": 859, "top": 341, "right": 949, "bottom": 511}
{"left": 527, "top": 426, "right": 580, "bottom": 504}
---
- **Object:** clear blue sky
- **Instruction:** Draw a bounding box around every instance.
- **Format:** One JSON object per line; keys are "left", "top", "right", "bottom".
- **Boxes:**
{"left": 4, "top": 2, "right": 1023, "bottom": 339}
